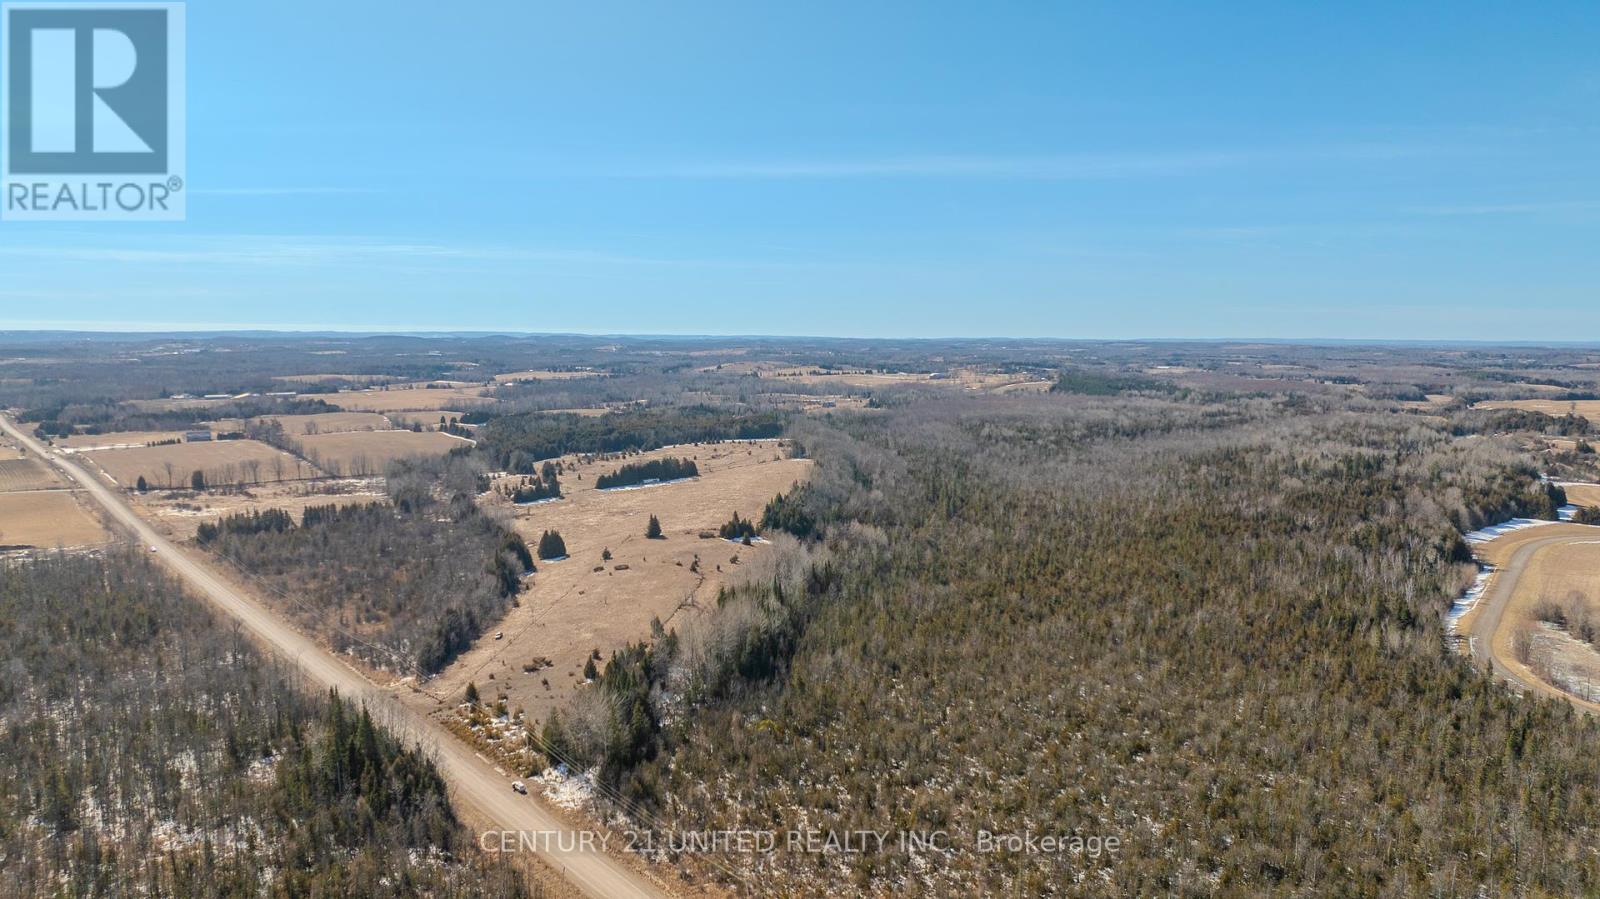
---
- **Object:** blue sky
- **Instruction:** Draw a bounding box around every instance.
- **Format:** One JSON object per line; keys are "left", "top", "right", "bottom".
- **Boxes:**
{"left": 2, "top": 0, "right": 1598, "bottom": 338}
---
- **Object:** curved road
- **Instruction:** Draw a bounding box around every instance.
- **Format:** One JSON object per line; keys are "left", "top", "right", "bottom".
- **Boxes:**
{"left": 1466, "top": 529, "right": 1600, "bottom": 712}
{"left": 0, "top": 414, "right": 669, "bottom": 899}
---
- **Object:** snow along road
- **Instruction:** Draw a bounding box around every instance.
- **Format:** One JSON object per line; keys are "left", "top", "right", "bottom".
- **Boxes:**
{"left": 0, "top": 413, "right": 670, "bottom": 899}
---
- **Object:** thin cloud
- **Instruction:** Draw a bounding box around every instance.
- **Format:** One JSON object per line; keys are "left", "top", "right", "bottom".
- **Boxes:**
{"left": 599, "top": 144, "right": 1440, "bottom": 180}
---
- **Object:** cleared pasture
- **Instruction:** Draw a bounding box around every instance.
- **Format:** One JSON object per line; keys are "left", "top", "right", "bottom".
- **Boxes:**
{"left": 0, "top": 491, "right": 108, "bottom": 548}
{"left": 56, "top": 430, "right": 186, "bottom": 450}
{"left": 1476, "top": 399, "right": 1600, "bottom": 417}
{"left": 1565, "top": 483, "right": 1600, "bottom": 507}
{"left": 325, "top": 387, "right": 493, "bottom": 412}
{"left": 84, "top": 440, "right": 318, "bottom": 488}
{"left": 434, "top": 440, "right": 811, "bottom": 726}
{"left": 295, "top": 430, "right": 469, "bottom": 476}
{"left": 258, "top": 411, "right": 392, "bottom": 435}
{"left": 0, "top": 458, "right": 63, "bottom": 491}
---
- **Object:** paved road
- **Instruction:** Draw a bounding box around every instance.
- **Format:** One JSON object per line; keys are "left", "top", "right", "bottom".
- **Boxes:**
{"left": 0, "top": 414, "right": 669, "bottom": 899}
{"left": 1466, "top": 530, "right": 1600, "bottom": 711}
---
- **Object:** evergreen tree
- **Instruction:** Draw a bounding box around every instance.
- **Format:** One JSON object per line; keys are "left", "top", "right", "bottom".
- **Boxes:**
{"left": 718, "top": 511, "right": 758, "bottom": 541}
{"left": 646, "top": 515, "right": 663, "bottom": 539}
{"left": 537, "top": 530, "right": 568, "bottom": 560}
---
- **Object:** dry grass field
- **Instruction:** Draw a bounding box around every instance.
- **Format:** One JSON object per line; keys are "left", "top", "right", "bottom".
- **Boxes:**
{"left": 325, "top": 387, "right": 494, "bottom": 412}
{"left": 258, "top": 411, "right": 392, "bottom": 435}
{"left": 1476, "top": 399, "right": 1600, "bottom": 416}
{"left": 83, "top": 440, "right": 318, "bottom": 488}
{"left": 295, "top": 430, "right": 470, "bottom": 476}
{"left": 56, "top": 430, "right": 186, "bottom": 450}
{"left": 429, "top": 440, "right": 811, "bottom": 726}
{"left": 0, "top": 491, "right": 108, "bottom": 548}
{"left": 1481, "top": 534, "right": 1600, "bottom": 703}
{"left": 0, "top": 457, "right": 63, "bottom": 491}
{"left": 1564, "top": 483, "right": 1600, "bottom": 507}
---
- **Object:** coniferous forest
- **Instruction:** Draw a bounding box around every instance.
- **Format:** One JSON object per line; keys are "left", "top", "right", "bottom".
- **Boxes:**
{"left": 549, "top": 395, "right": 1600, "bottom": 897}
{"left": 0, "top": 552, "right": 531, "bottom": 898}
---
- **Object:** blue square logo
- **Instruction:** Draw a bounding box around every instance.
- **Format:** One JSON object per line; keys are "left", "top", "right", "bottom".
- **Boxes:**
{"left": 2, "top": 2, "right": 185, "bottom": 220}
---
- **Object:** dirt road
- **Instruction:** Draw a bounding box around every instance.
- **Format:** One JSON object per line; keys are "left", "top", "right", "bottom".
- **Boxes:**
{"left": 0, "top": 414, "right": 670, "bottom": 899}
{"left": 1466, "top": 529, "right": 1600, "bottom": 713}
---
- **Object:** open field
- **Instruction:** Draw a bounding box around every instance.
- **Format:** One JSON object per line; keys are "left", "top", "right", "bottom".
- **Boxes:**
{"left": 432, "top": 440, "right": 811, "bottom": 727}
{"left": 131, "top": 477, "right": 389, "bottom": 542}
{"left": 1564, "top": 483, "right": 1600, "bottom": 507}
{"left": 0, "top": 490, "right": 109, "bottom": 548}
{"left": 83, "top": 440, "right": 319, "bottom": 488}
{"left": 56, "top": 430, "right": 187, "bottom": 450}
{"left": 1466, "top": 527, "right": 1600, "bottom": 708}
{"left": 259, "top": 411, "right": 392, "bottom": 435}
{"left": 493, "top": 370, "right": 604, "bottom": 383}
{"left": 1476, "top": 399, "right": 1600, "bottom": 417}
{"left": 325, "top": 386, "right": 494, "bottom": 412}
{"left": 0, "top": 457, "right": 63, "bottom": 491}
{"left": 295, "top": 429, "right": 470, "bottom": 476}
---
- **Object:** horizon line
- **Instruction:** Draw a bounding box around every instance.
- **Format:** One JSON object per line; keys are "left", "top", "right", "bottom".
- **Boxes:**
{"left": 0, "top": 326, "right": 1598, "bottom": 348}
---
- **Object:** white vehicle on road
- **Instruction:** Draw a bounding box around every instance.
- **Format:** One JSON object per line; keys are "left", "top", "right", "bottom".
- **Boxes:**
{"left": 511, "top": 781, "right": 527, "bottom": 794}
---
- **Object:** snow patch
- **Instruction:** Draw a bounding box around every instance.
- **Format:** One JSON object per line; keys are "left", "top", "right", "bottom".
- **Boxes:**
{"left": 532, "top": 765, "right": 600, "bottom": 811}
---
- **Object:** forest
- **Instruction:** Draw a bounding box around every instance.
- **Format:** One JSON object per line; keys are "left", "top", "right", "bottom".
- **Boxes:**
{"left": 0, "top": 551, "right": 530, "bottom": 898}
{"left": 197, "top": 470, "right": 534, "bottom": 675}
{"left": 544, "top": 394, "right": 1600, "bottom": 897}
{"left": 479, "top": 407, "right": 782, "bottom": 474}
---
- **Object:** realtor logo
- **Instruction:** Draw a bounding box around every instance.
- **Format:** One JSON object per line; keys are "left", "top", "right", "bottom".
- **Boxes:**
{"left": 2, "top": 2, "right": 185, "bottom": 220}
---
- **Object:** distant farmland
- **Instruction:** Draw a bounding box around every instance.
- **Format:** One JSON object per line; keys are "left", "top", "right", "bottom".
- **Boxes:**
{"left": 0, "top": 491, "right": 107, "bottom": 548}
{"left": 257, "top": 411, "right": 392, "bottom": 435}
{"left": 84, "top": 440, "right": 318, "bottom": 488}
{"left": 295, "top": 430, "right": 469, "bottom": 476}
{"left": 326, "top": 387, "right": 493, "bottom": 413}
{"left": 1476, "top": 399, "right": 1600, "bottom": 417}
{"left": 0, "top": 458, "right": 62, "bottom": 492}
{"left": 56, "top": 430, "right": 186, "bottom": 450}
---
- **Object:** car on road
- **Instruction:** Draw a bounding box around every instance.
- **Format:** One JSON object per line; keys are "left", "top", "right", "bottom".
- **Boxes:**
{"left": 511, "top": 781, "right": 527, "bottom": 794}
{"left": 495, "top": 631, "right": 503, "bottom": 640}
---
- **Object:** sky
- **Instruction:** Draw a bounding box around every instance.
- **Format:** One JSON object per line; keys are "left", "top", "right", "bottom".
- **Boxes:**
{"left": 1, "top": 0, "right": 1598, "bottom": 339}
